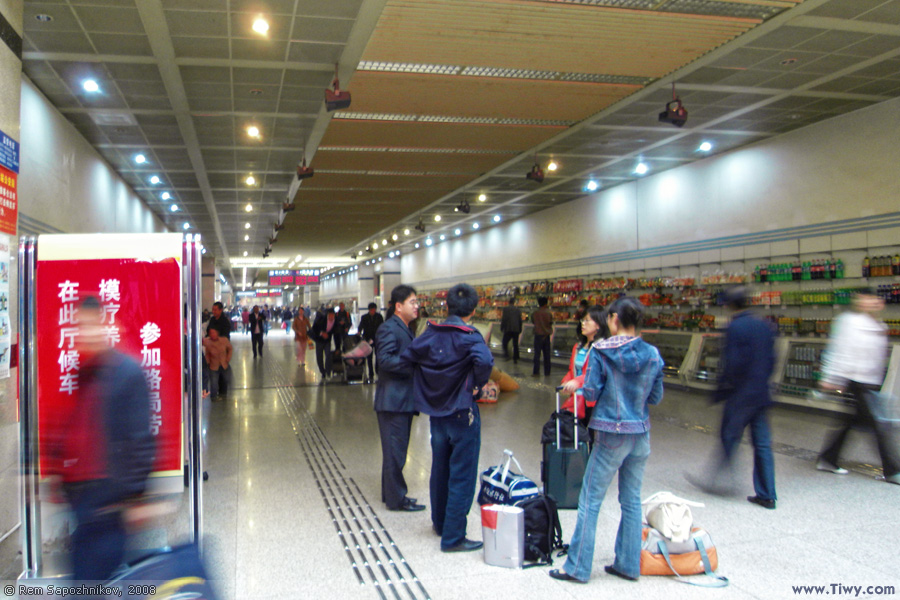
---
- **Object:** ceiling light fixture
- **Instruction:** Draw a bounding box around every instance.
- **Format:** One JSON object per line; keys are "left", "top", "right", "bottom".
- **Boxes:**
{"left": 439, "top": 234, "right": 446, "bottom": 241}
{"left": 547, "top": 160, "right": 558, "bottom": 172}
{"left": 389, "top": 252, "right": 395, "bottom": 258}
{"left": 454, "top": 228, "right": 461, "bottom": 236}
{"left": 244, "top": 234, "right": 250, "bottom": 241}
{"left": 493, "top": 215, "right": 502, "bottom": 223}
{"left": 415, "top": 243, "right": 420, "bottom": 249}
{"left": 247, "top": 125, "right": 260, "bottom": 138}
{"left": 434, "top": 215, "right": 442, "bottom": 222}
{"left": 415, "top": 218, "right": 426, "bottom": 233}
{"left": 134, "top": 154, "right": 146, "bottom": 164}
{"left": 252, "top": 17, "right": 269, "bottom": 35}
{"left": 150, "top": 175, "right": 160, "bottom": 185}
{"left": 392, "top": 233, "right": 399, "bottom": 242}
{"left": 170, "top": 204, "right": 178, "bottom": 212}
{"left": 245, "top": 203, "right": 253, "bottom": 212}
{"left": 373, "top": 242, "right": 379, "bottom": 249}
{"left": 478, "top": 194, "right": 487, "bottom": 202}
{"left": 82, "top": 79, "right": 100, "bottom": 93}
{"left": 182, "top": 222, "right": 190, "bottom": 230}
{"left": 325, "top": 63, "right": 352, "bottom": 111}
{"left": 472, "top": 223, "right": 480, "bottom": 230}
{"left": 455, "top": 200, "right": 470, "bottom": 214}
{"left": 526, "top": 157, "right": 544, "bottom": 183}
{"left": 698, "top": 141, "right": 713, "bottom": 152}
{"left": 585, "top": 180, "right": 599, "bottom": 192}
{"left": 404, "top": 228, "right": 410, "bottom": 236}
{"left": 634, "top": 162, "right": 649, "bottom": 175}
{"left": 161, "top": 192, "right": 171, "bottom": 200}
{"left": 425, "top": 238, "right": 433, "bottom": 246}
{"left": 35, "top": 14, "right": 53, "bottom": 22}
{"left": 243, "top": 251, "right": 249, "bottom": 257}
{"left": 245, "top": 175, "right": 256, "bottom": 186}
{"left": 382, "top": 239, "right": 388, "bottom": 246}
{"left": 245, "top": 223, "right": 251, "bottom": 229}
{"left": 659, "top": 82, "right": 688, "bottom": 128}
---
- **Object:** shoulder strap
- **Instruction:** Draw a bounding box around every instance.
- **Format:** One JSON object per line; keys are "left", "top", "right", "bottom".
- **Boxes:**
{"left": 656, "top": 537, "right": 729, "bottom": 588}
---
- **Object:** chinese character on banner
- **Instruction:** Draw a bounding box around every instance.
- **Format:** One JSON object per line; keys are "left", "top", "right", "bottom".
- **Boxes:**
{"left": 141, "top": 322, "right": 162, "bottom": 345}
{"left": 0, "top": 166, "right": 17, "bottom": 235}
{"left": 58, "top": 280, "right": 80, "bottom": 303}
{"left": 141, "top": 347, "right": 161, "bottom": 367}
{"left": 58, "top": 350, "right": 80, "bottom": 373}
{"left": 99, "top": 278, "right": 121, "bottom": 302}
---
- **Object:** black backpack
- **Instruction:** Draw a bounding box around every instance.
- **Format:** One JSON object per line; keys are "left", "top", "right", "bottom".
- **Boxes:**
{"left": 516, "top": 494, "right": 568, "bottom": 567}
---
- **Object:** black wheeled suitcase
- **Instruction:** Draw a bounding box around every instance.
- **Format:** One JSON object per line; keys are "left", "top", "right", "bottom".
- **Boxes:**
{"left": 541, "top": 386, "right": 590, "bottom": 509}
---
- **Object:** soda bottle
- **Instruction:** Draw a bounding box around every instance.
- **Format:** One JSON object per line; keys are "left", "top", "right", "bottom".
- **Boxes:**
{"left": 893, "top": 253, "right": 900, "bottom": 276}
{"left": 836, "top": 259, "right": 844, "bottom": 279}
{"left": 802, "top": 261, "right": 811, "bottom": 281}
{"left": 823, "top": 259, "right": 831, "bottom": 280}
{"left": 760, "top": 264, "right": 768, "bottom": 283}
{"left": 863, "top": 256, "right": 870, "bottom": 278}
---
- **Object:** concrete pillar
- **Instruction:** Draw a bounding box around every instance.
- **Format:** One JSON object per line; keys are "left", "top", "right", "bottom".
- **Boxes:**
{"left": 201, "top": 255, "right": 216, "bottom": 309}
{"left": 378, "top": 257, "right": 402, "bottom": 302}
{"left": 306, "top": 284, "right": 320, "bottom": 309}
{"left": 357, "top": 262, "right": 376, "bottom": 310}
{"left": 0, "top": 0, "right": 23, "bottom": 561}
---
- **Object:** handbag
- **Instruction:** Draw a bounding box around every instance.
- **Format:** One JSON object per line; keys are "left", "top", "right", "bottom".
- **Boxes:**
{"left": 478, "top": 449, "right": 539, "bottom": 506}
{"left": 641, "top": 526, "right": 728, "bottom": 587}
{"left": 642, "top": 491, "right": 705, "bottom": 543}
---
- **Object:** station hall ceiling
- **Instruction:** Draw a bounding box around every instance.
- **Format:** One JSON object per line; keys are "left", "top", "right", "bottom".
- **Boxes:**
{"left": 19, "top": 0, "right": 900, "bottom": 285}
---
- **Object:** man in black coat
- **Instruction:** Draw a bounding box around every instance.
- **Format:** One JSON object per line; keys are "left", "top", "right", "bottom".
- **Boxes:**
{"left": 359, "top": 302, "right": 384, "bottom": 383}
{"left": 333, "top": 302, "right": 350, "bottom": 353}
{"left": 500, "top": 297, "right": 522, "bottom": 363}
{"left": 375, "top": 285, "right": 425, "bottom": 512}
{"left": 248, "top": 305, "right": 266, "bottom": 358}
{"left": 311, "top": 307, "right": 337, "bottom": 381}
{"left": 207, "top": 301, "right": 232, "bottom": 393}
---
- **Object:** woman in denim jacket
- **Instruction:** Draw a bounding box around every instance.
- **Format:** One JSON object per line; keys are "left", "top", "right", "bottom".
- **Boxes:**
{"left": 550, "top": 297, "right": 664, "bottom": 584}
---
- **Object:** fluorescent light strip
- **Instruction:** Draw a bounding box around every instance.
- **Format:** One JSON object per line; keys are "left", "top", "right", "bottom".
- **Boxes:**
{"left": 317, "top": 146, "right": 516, "bottom": 155}
{"left": 357, "top": 60, "right": 651, "bottom": 86}
{"left": 335, "top": 112, "right": 575, "bottom": 127}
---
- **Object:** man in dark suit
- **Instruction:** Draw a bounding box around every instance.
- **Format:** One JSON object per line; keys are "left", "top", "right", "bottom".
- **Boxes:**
{"left": 689, "top": 287, "right": 778, "bottom": 509}
{"left": 311, "top": 306, "right": 337, "bottom": 382}
{"left": 207, "top": 301, "right": 232, "bottom": 394}
{"left": 359, "top": 302, "right": 384, "bottom": 383}
{"left": 500, "top": 297, "right": 522, "bottom": 363}
{"left": 334, "top": 301, "right": 350, "bottom": 353}
{"left": 374, "top": 285, "right": 425, "bottom": 512}
{"left": 248, "top": 305, "right": 266, "bottom": 358}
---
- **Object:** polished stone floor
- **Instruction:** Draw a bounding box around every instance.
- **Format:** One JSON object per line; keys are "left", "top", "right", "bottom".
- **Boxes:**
{"left": 6, "top": 329, "right": 896, "bottom": 598}
{"left": 187, "top": 330, "right": 899, "bottom": 600}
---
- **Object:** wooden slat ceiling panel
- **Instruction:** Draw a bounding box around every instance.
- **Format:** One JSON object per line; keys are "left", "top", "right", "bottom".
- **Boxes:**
{"left": 362, "top": 0, "right": 758, "bottom": 77}
{"left": 347, "top": 72, "right": 641, "bottom": 121}
{"left": 294, "top": 190, "right": 446, "bottom": 205}
{"left": 320, "top": 120, "right": 565, "bottom": 150}
{"left": 297, "top": 173, "right": 472, "bottom": 190}
{"left": 311, "top": 150, "right": 512, "bottom": 174}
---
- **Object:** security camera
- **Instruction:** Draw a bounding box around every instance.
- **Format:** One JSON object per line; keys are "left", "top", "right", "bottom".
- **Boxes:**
{"left": 526, "top": 164, "right": 544, "bottom": 183}
{"left": 659, "top": 98, "right": 688, "bottom": 127}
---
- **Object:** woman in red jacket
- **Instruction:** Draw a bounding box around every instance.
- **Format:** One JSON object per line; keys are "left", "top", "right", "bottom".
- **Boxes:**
{"left": 560, "top": 305, "right": 609, "bottom": 427}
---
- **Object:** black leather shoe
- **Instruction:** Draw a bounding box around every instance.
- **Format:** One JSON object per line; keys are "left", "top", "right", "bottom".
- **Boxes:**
{"left": 549, "top": 569, "right": 585, "bottom": 583}
{"left": 405, "top": 497, "right": 417, "bottom": 505}
{"left": 747, "top": 495, "right": 776, "bottom": 509}
{"left": 604, "top": 565, "right": 637, "bottom": 581}
{"left": 441, "top": 539, "right": 483, "bottom": 553}
{"left": 390, "top": 500, "right": 426, "bottom": 512}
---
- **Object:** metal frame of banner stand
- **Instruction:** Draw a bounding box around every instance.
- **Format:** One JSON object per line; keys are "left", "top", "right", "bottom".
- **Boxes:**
{"left": 16, "top": 233, "right": 206, "bottom": 579}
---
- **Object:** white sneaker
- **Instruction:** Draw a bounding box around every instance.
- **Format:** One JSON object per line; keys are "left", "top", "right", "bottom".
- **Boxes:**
{"left": 816, "top": 460, "right": 849, "bottom": 475}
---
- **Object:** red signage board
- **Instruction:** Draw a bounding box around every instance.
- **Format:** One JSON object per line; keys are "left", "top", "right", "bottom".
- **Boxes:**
{"left": 36, "top": 234, "right": 184, "bottom": 476}
{"left": 269, "top": 269, "right": 319, "bottom": 286}
{"left": 0, "top": 165, "right": 18, "bottom": 235}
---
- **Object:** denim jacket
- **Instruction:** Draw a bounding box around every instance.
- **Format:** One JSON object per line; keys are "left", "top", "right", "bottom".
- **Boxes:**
{"left": 584, "top": 335, "right": 664, "bottom": 433}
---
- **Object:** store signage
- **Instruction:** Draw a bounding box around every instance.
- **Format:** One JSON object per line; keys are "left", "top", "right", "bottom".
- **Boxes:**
{"left": 268, "top": 269, "right": 320, "bottom": 286}
{"left": 0, "top": 129, "right": 19, "bottom": 173}
{"left": 0, "top": 165, "right": 17, "bottom": 235}
{"left": 236, "top": 290, "right": 257, "bottom": 298}
{"left": 36, "top": 234, "right": 184, "bottom": 476}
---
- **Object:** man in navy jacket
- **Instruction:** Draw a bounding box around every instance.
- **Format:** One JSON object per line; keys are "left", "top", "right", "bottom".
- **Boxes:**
{"left": 375, "top": 286, "right": 425, "bottom": 512}
{"left": 697, "top": 287, "right": 778, "bottom": 509}
{"left": 401, "top": 283, "right": 494, "bottom": 552}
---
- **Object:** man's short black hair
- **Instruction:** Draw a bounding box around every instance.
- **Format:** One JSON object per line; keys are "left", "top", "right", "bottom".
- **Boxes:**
{"left": 213, "top": 301, "right": 224, "bottom": 310}
{"left": 537, "top": 296, "right": 549, "bottom": 307}
{"left": 368, "top": 302, "right": 377, "bottom": 310}
{"left": 447, "top": 283, "right": 479, "bottom": 317}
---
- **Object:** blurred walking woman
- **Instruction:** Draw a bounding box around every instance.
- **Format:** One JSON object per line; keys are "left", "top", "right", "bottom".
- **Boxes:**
{"left": 292, "top": 309, "right": 311, "bottom": 365}
{"left": 550, "top": 298, "right": 664, "bottom": 584}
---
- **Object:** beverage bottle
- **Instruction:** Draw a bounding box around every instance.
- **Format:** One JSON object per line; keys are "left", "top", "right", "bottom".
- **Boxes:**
{"left": 829, "top": 259, "right": 837, "bottom": 280}
{"left": 874, "top": 256, "right": 882, "bottom": 277}
{"left": 793, "top": 260, "right": 801, "bottom": 281}
{"left": 754, "top": 265, "right": 761, "bottom": 283}
{"left": 802, "top": 261, "right": 811, "bottom": 280}
{"left": 881, "top": 256, "right": 890, "bottom": 277}
{"left": 863, "top": 256, "right": 870, "bottom": 277}
{"left": 836, "top": 259, "right": 844, "bottom": 279}
{"left": 824, "top": 259, "right": 832, "bottom": 280}
{"left": 760, "top": 264, "right": 768, "bottom": 283}
{"left": 893, "top": 253, "right": 900, "bottom": 276}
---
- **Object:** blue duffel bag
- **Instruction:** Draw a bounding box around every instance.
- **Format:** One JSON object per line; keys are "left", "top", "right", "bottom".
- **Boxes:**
{"left": 478, "top": 449, "right": 540, "bottom": 506}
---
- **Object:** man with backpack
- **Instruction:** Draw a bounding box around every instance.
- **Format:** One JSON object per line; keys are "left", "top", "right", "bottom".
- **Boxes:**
{"left": 402, "top": 283, "right": 494, "bottom": 552}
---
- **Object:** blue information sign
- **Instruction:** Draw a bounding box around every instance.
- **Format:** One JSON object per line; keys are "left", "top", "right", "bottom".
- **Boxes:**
{"left": 0, "top": 130, "right": 19, "bottom": 174}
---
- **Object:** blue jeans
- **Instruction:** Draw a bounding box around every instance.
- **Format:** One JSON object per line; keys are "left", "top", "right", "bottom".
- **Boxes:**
{"left": 429, "top": 406, "right": 481, "bottom": 549}
{"left": 721, "top": 404, "right": 776, "bottom": 501}
{"left": 563, "top": 430, "right": 650, "bottom": 582}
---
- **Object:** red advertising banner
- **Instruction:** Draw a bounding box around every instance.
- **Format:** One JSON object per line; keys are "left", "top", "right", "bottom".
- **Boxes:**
{"left": 36, "top": 235, "right": 184, "bottom": 476}
{"left": 0, "top": 165, "right": 17, "bottom": 235}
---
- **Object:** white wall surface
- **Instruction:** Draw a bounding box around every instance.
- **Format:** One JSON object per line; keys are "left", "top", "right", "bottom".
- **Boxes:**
{"left": 18, "top": 77, "right": 167, "bottom": 235}
{"left": 402, "top": 96, "right": 900, "bottom": 287}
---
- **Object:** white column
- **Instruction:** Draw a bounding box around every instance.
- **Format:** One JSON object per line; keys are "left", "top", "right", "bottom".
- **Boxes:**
{"left": 306, "top": 284, "right": 320, "bottom": 309}
{"left": 357, "top": 262, "right": 376, "bottom": 309}
{"left": 378, "top": 257, "right": 402, "bottom": 301}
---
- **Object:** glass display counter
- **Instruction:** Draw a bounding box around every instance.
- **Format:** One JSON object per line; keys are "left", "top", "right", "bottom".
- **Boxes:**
{"left": 488, "top": 322, "right": 504, "bottom": 351}
{"left": 552, "top": 325, "right": 579, "bottom": 358}
{"left": 691, "top": 334, "right": 723, "bottom": 384}
{"left": 641, "top": 330, "right": 692, "bottom": 378}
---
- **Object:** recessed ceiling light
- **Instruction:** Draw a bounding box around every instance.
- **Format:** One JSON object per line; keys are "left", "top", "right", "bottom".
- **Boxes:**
{"left": 247, "top": 125, "right": 260, "bottom": 138}
{"left": 403, "top": 229, "right": 410, "bottom": 236}
{"left": 82, "top": 79, "right": 99, "bottom": 93}
{"left": 698, "top": 141, "right": 713, "bottom": 152}
{"left": 634, "top": 162, "right": 649, "bottom": 175}
{"left": 392, "top": 233, "right": 399, "bottom": 241}
{"left": 439, "top": 234, "right": 446, "bottom": 241}
{"left": 182, "top": 222, "right": 190, "bottom": 230}
{"left": 170, "top": 204, "right": 178, "bottom": 212}
{"left": 245, "top": 223, "right": 251, "bottom": 229}
{"left": 454, "top": 228, "right": 461, "bottom": 236}
{"left": 415, "top": 243, "right": 420, "bottom": 248}
{"left": 244, "top": 234, "right": 250, "bottom": 241}
{"left": 493, "top": 215, "right": 501, "bottom": 223}
{"left": 252, "top": 17, "right": 269, "bottom": 35}
{"left": 585, "top": 180, "right": 599, "bottom": 192}
{"left": 201, "top": 248, "right": 206, "bottom": 254}
{"left": 373, "top": 242, "right": 379, "bottom": 249}
{"left": 478, "top": 194, "right": 487, "bottom": 202}
{"left": 161, "top": 192, "right": 171, "bottom": 200}
{"left": 243, "top": 251, "right": 249, "bottom": 257}
{"left": 425, "top": 238, "right": 433, "bottom": 246}
{"left": 296, "top": 254, "right": 302, "bottom": 260}
{"left": 382, "top": 239, "right": 388, "bottom": 245}
{"left": 472, "top": 223, "right": 480, "bottom": 230}
{"left": 434, "top": 215, "right": 442, "bottom": 222}
{"left": 547, "top": 160, "right": 558, "bottom": 172}
{"left": 134, "top": 154, "right": 146, "bottom": 164}
{"left": 149, "top": 175, "right": 160, "bottom": 185}
{"left": 245, "top": 203, "right": 253, "bottom": 212}
{"left": 389, "top": 252, "right": 395, "bottom": 258}
{"left": 35, "top": 14, "right": 53, "bottom": 22}
{"left": 245, "top": 175, "right": 256, "bottom": 186}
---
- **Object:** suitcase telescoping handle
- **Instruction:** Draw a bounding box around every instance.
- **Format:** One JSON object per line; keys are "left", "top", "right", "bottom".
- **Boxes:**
{"left": 555, "top": 386, "right": 579, "bottom": 448}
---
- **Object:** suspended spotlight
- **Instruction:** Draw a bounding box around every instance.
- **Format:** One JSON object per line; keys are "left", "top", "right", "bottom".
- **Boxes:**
{"left": 282, "top": 200, "right": 296, "bottom": 212}
{"left": 415, "top": 218, "right": 426, "bottom": 233}
{"left": 274, "top": 222, "right": 284, "bottom": 231}
{"left": 366, "top": 246, "right": 373, "bottom": 254}
{"left": 149, "top": 175, "right": 161, "bottom": 185}
{"left": 526, "top": 161, "right": 544, "bottom": 183}
{"left": 296, "top": 157, "right": 314, "bottom": 180}
{"left": 325, "top": 64, "right": 351, "bottom": 111}
{"left": 659, "top": 83, "right": 688, "bottom": 127}
{"left": 455, "top": 200, "right": 470, "bottom": 214}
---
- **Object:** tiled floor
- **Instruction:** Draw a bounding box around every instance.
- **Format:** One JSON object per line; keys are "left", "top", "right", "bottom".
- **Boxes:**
{"left": 7, "top": 330, "right": 897, "bottom": 599}
{"left": 192, "top": 331, "right": 899, "bottom": 600}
